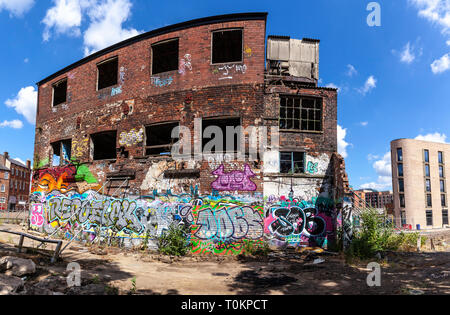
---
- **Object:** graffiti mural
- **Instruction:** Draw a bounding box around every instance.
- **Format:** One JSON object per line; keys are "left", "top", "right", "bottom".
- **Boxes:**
{"left": 211, "top": 164, "right": 257, "bottom": 192}
{"left": 264, "top": 196, "right": 335, "bottom": 247}
{"left": 119, "top": 128, "right": 144, "bottom": 147}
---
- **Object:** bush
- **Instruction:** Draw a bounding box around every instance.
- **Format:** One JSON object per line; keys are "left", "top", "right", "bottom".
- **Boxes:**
{"left": 242, "top": 240, "right": 271, "bottom": 256}
{"left": 157, "top": 224, "right": 190, "bottom": 256}
{"left": 348, "top": 208, "right": 422, "bottom": 259}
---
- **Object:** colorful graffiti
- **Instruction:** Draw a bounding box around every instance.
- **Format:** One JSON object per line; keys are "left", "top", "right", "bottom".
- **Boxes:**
{"left": 306, "top": 161, "right": 319, "bottom": 175}
{"left": 211, "top": 164, "right": 257, "bottom": 192}
{"left": 119, "top": 128, "right": 144, "bottom": 147}
{"left": 151, "top": 76, "right": 173, "bottom": 87}
{"left": 264, "top": 196, "right": 335, "bottom": 247}
{"left": 179, "top": 54, "right": 192, "bottom": 75}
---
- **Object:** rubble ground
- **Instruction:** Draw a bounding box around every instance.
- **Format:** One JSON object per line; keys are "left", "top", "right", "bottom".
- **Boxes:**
{"left": 0, "top": 224, "right": 449, "bottom": 295}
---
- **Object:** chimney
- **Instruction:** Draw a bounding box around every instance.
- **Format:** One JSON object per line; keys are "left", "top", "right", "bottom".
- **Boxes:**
{"left": 4, "top": 152, "right": 9, "bottom": 161}
{"left": 27, "top": 159, "right": 31, "bottom": 170}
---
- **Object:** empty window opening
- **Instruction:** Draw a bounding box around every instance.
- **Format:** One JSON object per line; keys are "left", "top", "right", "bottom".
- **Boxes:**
{"left": 280, "top": 96, "right": 323, "bottom": 132}
{"left": 97, "top": 57, "right": 118, "bottom": 90}
{"left": 202, "top": 117, "right": 241, "bottom": 153}
{"left": 91, "top": 131, "right": 117, "bottom": 160}
{"left": 280, "top": 152, "right": 305, "bottom": 174}
{"left": 145, "top": 122, "right": 179, "bottom": 156}
{"left": 212, "top": 29, "right": 243, "bottom": 64}
{"left": 53, "top": 79, "right": 67, "bottom": 107}
{"left": 152, "top": 39, "right": 179, "bottom": 75}
{"left": 51, "top": 139, "right": 72, "bottom": 166}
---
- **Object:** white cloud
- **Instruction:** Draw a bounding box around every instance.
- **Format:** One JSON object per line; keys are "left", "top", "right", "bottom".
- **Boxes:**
{"left": 0, "top": 120, "right": 24, "bottom": 129}
{"left": 0, "top": 0, "right": 34, "bottom": 17}
{"left": 358, "top": 76, "right": 377, "bottom": 95}
{"left": 431, "top": 53, "right": 450, "bottom": 73}
{"left": 415, "top": 132, "right": 448, "bottom": 143}
{"left": 42, "top": 0, "right": 91, "bottom": 41}
{"left": 4, "top": 86, "right": 37, "bottom": 125}
{"left": 360, "top": 121, "right": 369, "bottom": 127}
{"left": 338, "top": 125, "right": 351, "bottom": 159}
{"left": 361, "top": 152, "right": 392, "bottom": 191}
{"left": 83, "top": 0, "right": 141, "bottom": 56}
{"left": 409, "top": 0, "right": 450, "bottom": 35}
{"left": 346, "top": 64, "right": 358, "bottom": 77}
{"left": 447, "top": 40, "right": 450, "bottom": 45}
{"left": 400, "top": 42, "right": 416, "bottom": 64}
{"left": 367, "top": 153, "right": 380, "bottom": 161}
{"left": 325, "top": 83, "right": 340, "bottom": 91}
{"left": 42, "top": 0, "right": 141, "bottom": 55}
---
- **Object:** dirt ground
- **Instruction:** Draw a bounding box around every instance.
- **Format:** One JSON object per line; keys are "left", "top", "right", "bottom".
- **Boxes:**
{"left": 0, "top": 223, "right": 449, "bottom": 295}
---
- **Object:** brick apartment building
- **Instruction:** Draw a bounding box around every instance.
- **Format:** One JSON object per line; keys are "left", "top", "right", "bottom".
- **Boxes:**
{"left": 0, "top": 152, "right": 32, "bottom": 211}
{"left": 391, "top": 138, "right": 450, "bottom": 230}
{"left": 30, "top": 13, "right": 350, "bottom": 251}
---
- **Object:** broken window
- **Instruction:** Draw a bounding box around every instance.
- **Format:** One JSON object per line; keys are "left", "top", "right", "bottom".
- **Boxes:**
{"left": 280, "top": 96, "right": 322, "bottom": 132}
{"left": 145, "top": 122, "right": 179, "bottom": 156}
{"left": 152, "top": 39, "right": 179, "bottom": 75}
{"left": 97, "top": 57, "right": 118, "bottom": 90}
{"left": 51, "top": 139, "right": 72, "bottom": 166}
{"left": 91, "top": 131, "right": 117, "bottom": 160}
{"left": 202, "top": 117, "right": 241, "bottom": 153}
{"left": 280, "top": 152, "right": 305, "bottom": 174}
{"left": 212, "top": 29, "right": 243, "bottom": 64}
{"left": 52, "top": 79, "right": 67, "bottom": 107}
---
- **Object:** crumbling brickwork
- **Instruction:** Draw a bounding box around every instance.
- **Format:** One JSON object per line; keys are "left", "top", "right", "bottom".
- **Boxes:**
{"left": 31, "top": 13, "right": 349, "bottom": 253}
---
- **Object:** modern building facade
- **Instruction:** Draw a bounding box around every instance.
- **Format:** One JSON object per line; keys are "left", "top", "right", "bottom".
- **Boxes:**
{"left": 352, "top": 189, "right": 393, "bottom": 210}
{"left": 391, "top": 139, "right": 450, "bottom": 230}
{"left": 0, "top": 152, "right": 32, "bottom": 211}
{"left": 31, "top": 13, "right": 350, "bottom": 253}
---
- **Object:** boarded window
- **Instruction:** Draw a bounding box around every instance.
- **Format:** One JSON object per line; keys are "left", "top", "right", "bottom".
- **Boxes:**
{"left": 202, "top": 117, "right": 241, "bottom": 153}
{"left": 145, "top": 122, "right": 179, "bottom": 156}
{"left": 97, "top": 57, "right": 118, "bottom": 90}
{"left": 280, "top": 152, "right": 305, "bottom": 174}
{"left": 212, "top": 29, "right": 243, "bottom": 64}
{"left": 152, "top": 39, "right": 179, "bottom": 75}
{"left": 53, "top": 79, "right": 67, "bottom": 106}
{"left": 91, "top": 131, "right": 117, "bottom": 160}
{"left": 280, "top": 96, "right": 322, "bottom": 132}
{"left": 51, "top": 139, "right": 72, "bottom": 166}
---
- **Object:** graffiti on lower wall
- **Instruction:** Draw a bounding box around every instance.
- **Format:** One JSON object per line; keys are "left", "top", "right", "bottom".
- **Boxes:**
{"left": 264, "top": 195, "right": 335, "bottom": 248}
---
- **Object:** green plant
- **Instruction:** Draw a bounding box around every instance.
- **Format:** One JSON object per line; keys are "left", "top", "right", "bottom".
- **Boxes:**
{"left": 128, "top": 277, "right": 137, "bottom": 295}
{"left": 105, "top": 285, "right": 119, "bottom": 295}
{"left": 347, "top": 208, "right": 423, "bottom": 259}
{"left": 243, "top": 240, "right": 271, "bottom": 256}
{"left": 157, "top": 224, "right": 190, "bottom": 256}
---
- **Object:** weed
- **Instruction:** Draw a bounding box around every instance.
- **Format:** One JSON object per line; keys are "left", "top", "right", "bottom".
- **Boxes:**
{"left": 157, "top": 224, "right": 190, "bottom": 256}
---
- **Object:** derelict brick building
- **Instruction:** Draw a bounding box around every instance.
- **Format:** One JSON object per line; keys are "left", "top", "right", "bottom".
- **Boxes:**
{"left": 31, "top": 13, "right": 350, "bottom": 253}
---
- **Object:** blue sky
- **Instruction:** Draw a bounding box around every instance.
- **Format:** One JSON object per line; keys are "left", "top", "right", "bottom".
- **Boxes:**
{"left": 0, "top": 0, "right": 449, "bottom": 191}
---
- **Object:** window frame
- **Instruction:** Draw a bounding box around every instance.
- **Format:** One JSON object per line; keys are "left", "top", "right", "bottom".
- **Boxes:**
{"left": 211, "top": 28, "right": 244, "bottom": 65}
{"left": 279, "top": 95, "right": 324, "bottom": 133}
{"left": 52, "top": 78, "right": 68, "bottom": 107}
{"left": 151, "top": 38, "right": 180, "bottom": 76}
{"left": 96, "top": 56, "right": 119, "bottom": 91}
{"left": 144, "top": 121, "right": 180, "bottom": 157}
{"left": 426, "top": 210, "right": 433, "bottom": 226}
{"left": 90, "top": 131, "right": 118, "bottom": 161}
{"left": 280, "top": 151, "right": 306, "bottom": 175}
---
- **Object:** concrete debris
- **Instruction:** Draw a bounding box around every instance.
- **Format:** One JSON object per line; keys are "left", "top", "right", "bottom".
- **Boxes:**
{"left": 0, "top": 256, "right": 36, "bottom": 277}
{"left": 0, "top": 274, "right": 24, "bottom": 295}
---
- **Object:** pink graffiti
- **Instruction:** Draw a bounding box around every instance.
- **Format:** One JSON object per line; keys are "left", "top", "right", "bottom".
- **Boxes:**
{"left": 31, "top": 204, "right": 44, "bottom": 227}
{"left": 211, "top": 164, "right": 257, "bottom": 192}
